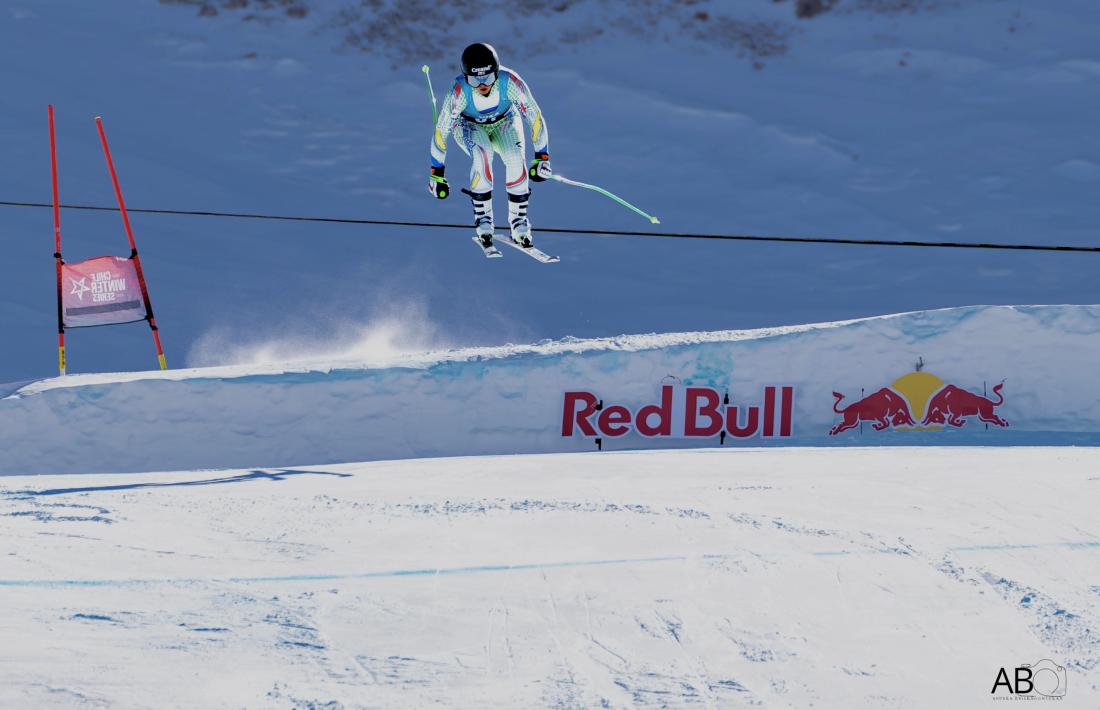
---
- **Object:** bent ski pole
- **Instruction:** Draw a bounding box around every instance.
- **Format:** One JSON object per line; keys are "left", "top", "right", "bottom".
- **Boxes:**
{"left": 421, "top": 65, "right": 437, "bottom": 125}
{"left": 550, "top": 174, "right": 660, "bottom": 224}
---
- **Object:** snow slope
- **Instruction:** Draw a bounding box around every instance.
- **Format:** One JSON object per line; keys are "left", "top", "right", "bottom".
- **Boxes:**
{"left": 1, "top": 1, "right": 1098, "bottom": 381}
{"left": 1, "top": 447, "right": 1097, "bottom": 708}
{"left": 3, "top": 304, "right": 1099, "bottom": 475}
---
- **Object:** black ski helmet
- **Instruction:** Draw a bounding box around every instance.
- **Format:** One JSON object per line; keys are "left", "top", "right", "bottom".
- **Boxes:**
{"left": 462, "top": 42, "right": 499, "bottom": 78}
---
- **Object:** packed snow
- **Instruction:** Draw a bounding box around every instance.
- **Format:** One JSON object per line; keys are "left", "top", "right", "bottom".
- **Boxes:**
{"left": 1, "top": 447, "right": 1097, "bottom": 707}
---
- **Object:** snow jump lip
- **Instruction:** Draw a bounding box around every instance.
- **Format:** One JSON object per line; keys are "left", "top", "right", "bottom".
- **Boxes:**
{"left": 2, "top": 304, "right": 1100, "bottom": 475}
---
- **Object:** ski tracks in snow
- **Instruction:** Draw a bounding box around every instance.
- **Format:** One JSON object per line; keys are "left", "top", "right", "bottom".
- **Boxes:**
{"left": 1, "top": 448, "right": 1099, "bottom": 706}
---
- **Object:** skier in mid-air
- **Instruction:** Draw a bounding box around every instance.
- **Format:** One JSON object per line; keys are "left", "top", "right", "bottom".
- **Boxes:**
{"left": 428, "top": 42, "right": 552, "bottom": 252}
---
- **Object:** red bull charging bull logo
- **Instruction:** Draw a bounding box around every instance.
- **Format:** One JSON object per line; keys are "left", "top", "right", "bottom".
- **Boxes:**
{"left": 829, "top": 370, "right": 1007, "bottom": 435}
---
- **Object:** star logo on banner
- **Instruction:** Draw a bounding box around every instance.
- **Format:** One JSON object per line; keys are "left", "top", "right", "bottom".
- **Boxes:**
{"left": 69, "top": 277, "right": 91, "bottom": 301}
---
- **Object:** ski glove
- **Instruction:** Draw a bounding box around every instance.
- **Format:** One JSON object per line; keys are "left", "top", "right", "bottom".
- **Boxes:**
{"left": 429, "top": 165, "right": 449, "bottom": 199}
{"left": 528, "top": 151, "right": 552, "bottom": 182}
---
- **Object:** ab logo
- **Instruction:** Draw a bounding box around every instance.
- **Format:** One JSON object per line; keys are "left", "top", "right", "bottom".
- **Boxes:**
{"left": 991, "top": 659, "right": 1067, "bottom": 699}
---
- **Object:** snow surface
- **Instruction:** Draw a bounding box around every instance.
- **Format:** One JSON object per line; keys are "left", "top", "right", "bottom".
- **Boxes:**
{"left": 1, "top": 447, "right": 1097, "bottom": 708}
{"left": 1, "top": 0, "right": 1098, "bottom": 381}
{"left": 3, "top": 304, "right": 1099, "bottom": 475}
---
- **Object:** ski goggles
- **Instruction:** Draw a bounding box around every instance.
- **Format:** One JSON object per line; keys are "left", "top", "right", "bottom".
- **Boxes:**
{"left": 466, "top": 72, "right": 497, "bottom": 87}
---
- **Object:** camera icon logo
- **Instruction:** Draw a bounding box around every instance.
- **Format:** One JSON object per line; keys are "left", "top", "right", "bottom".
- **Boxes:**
{"left": 1022, "top": 658, "right": 1067, "bottom": 697}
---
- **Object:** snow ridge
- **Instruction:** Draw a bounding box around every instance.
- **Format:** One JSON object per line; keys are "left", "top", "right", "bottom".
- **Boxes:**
{"left": 2, "top": 304, "right": 1099, "bottom": 475}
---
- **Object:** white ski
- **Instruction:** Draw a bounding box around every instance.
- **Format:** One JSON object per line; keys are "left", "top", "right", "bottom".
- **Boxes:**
{"left": 471, "top": 235, "right": 503, "bottom": 258}
{"left": 497, "top": 236, "right": 560, "bottom": 263}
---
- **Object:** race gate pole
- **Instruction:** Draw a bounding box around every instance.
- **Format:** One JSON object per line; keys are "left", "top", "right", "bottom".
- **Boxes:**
{"left": 95, "top": 116, "right": 168, "bottom": 370}
{"left": 48, "top": 105, "right": 65, "bottom": 375}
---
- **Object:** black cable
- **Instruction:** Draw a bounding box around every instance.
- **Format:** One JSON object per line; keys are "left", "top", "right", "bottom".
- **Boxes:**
{"left": 2, "top": 199, "right": 1097, "bottom": 253}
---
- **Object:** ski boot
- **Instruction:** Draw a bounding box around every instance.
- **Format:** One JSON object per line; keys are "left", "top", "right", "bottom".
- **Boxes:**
{"left": 508, "top": 191, "right": 533, "bottom": 248}
{"left": 466, "top": 188, "right": 501, "bottom": 257}
{"left": 475, "top": 216, "right": 495, "bottom": 248}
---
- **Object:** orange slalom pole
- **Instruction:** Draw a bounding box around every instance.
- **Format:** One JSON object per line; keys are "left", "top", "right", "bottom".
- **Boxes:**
{"left": 95, "top": 116, "right": 167, "bottom": 370}
{"left": 49, "top": 105, "right": 66, "bottom": 375}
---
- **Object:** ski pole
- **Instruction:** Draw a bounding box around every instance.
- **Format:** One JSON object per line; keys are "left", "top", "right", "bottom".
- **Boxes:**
{"left": 421, "top": 65, "right": 437, "bottom": 125}
{"left": 549, "top": 173, "right": 660, "bottom": 224}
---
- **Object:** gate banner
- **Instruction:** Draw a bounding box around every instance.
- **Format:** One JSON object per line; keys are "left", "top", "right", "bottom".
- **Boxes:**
{"left": 61, "top": 255, "right": 147, "bottom": 328}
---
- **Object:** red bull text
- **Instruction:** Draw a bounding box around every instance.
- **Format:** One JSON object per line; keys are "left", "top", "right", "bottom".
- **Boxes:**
{"left": 562, "top": 385, "right": 796, "bottom": 440}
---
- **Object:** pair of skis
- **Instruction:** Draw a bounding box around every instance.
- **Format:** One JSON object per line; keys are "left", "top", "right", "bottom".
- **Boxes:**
{"left": 472, "top": 234, "right": 559, "bottom": 263}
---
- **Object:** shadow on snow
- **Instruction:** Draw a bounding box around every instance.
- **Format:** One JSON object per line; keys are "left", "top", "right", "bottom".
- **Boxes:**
{"left": 10, "top": 469, "right": 352, "bottom": 497}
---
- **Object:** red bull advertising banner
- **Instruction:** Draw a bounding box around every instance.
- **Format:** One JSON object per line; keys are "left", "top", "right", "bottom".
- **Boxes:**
{"left": 61, "top": 256, "right": 147, "bottom": 328}
{"left": 563, "top": 384, "right": 796, "bottom": 441}
{"left": 560, "top": 367, "right": 1013, "bottom": 451}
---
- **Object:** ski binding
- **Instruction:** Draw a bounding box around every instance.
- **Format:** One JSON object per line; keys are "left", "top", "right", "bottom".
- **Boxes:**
{"left": 497, "top": 236, "right": 560, "bottom": 263}
{"left": 471, "top": 235, "right": 503, "bottom": 258}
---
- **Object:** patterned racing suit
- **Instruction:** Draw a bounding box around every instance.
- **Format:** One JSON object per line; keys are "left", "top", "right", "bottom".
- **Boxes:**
{"left": 430, "top": 66, "right": 549, "bottom": 240}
